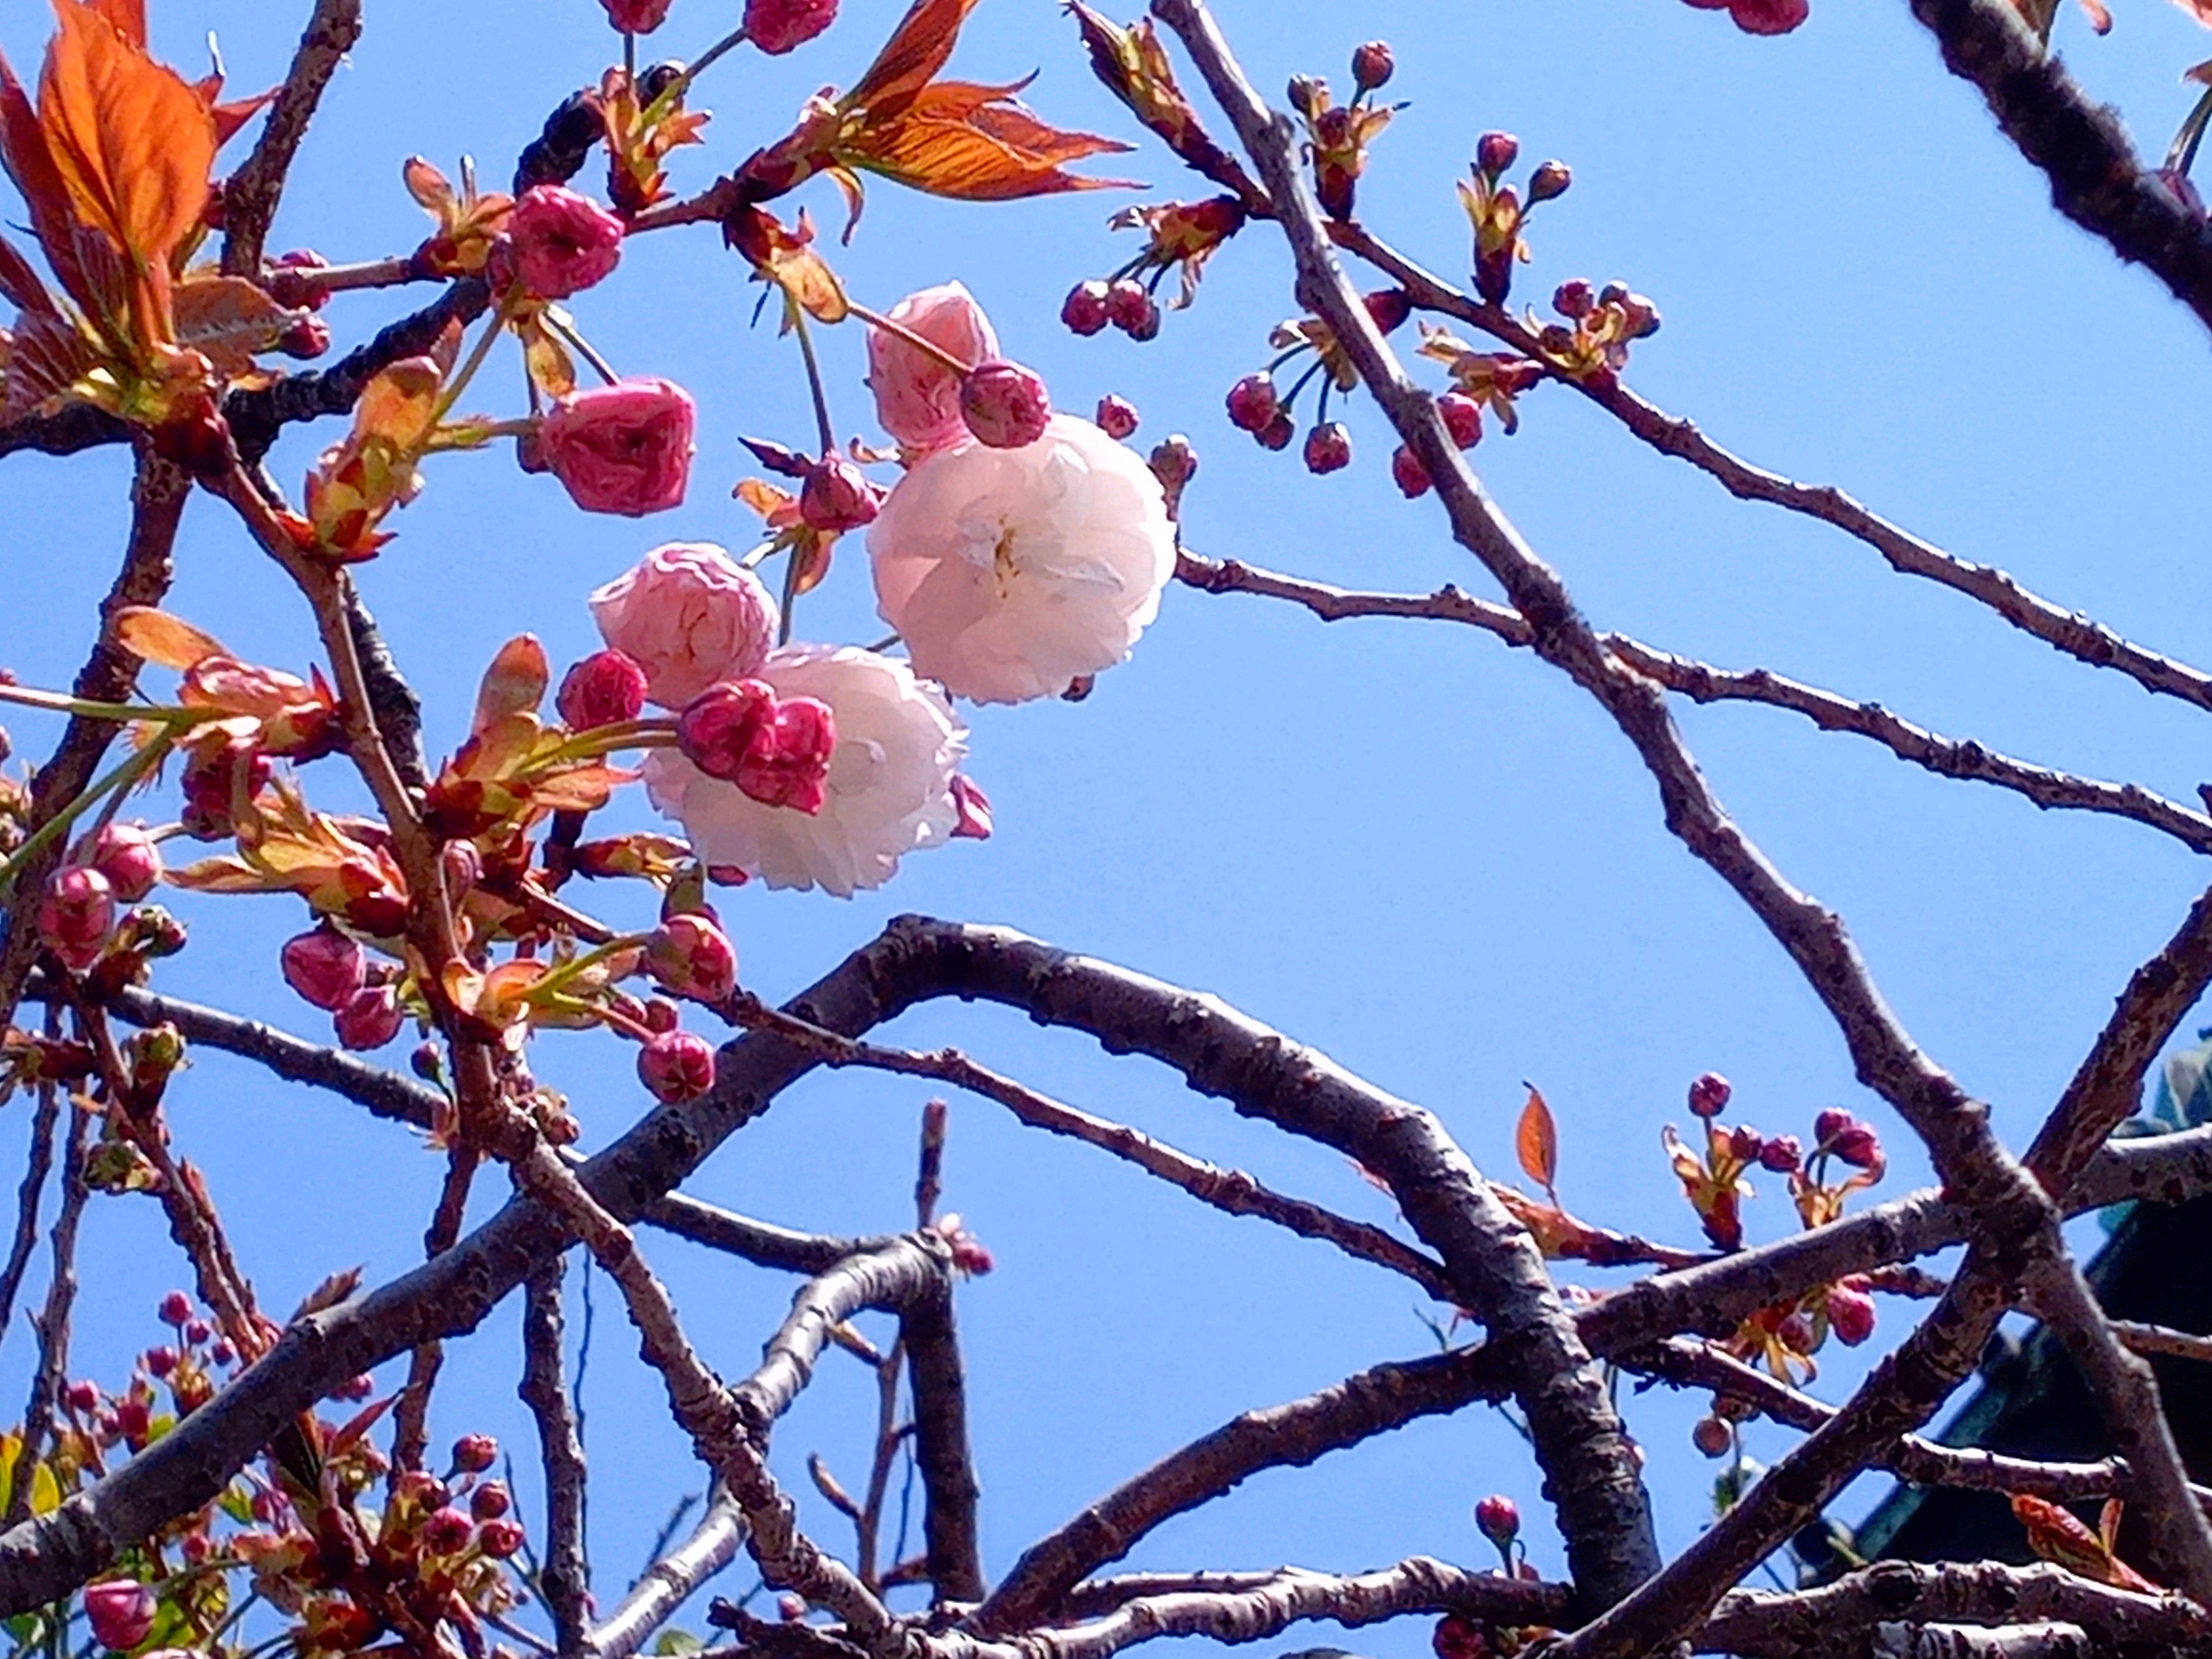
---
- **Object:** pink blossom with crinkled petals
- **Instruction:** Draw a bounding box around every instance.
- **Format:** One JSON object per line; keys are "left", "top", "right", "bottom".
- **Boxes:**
{"left": 867, "top": 283, "right": 998, "bottom": 454}
{"left": 747, "top": 0, "right": 838, "bottom": 53}
{"left": 644, "top": 645, "right": 964, "bottom": 896}
{"left": 589, "top": 544, "right": 779, "bottom": 708}
{"left": 508, "top": 186, "right": 625, "bottom": 299}
{"left": 867, "top": 414, "right": 1175, "bottom": 704}
{"left": 541, "top": 378, "right": 696, "bottom": 517}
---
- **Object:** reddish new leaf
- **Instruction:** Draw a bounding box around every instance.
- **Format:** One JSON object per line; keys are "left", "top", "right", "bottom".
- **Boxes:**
{"left": 1516, "top": 1085, "right": 1558, "bottom": 1197}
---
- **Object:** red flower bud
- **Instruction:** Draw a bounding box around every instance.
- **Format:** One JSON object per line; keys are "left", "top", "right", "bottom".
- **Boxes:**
{"left": 334, "top": 984, "right": 404, "bottom": 1052}
{"left": 1553, "top": 279, "right": 1596, "bottom": 321}
{"left": 1302, "top": 422, "right": 1351, "bottom": 474}
{"left": 507, "top": 185, "right": 624, "bottom": 300}
{"left": 778, "top": 1594, "right": 809, "bottom": 1623}
{"left": 1727, "top": 1124, "right": 1764, "bottom": 1163}
{"left": 1093, "top": 393, "right": 1139, "bottom": 440}
{"left": 180, "top": 739, "right": 270, "bottom": 841}
{"left": 745, "top": 0, "right": 838, "bottom": 54}
{"left": 646, "top": 912, "right": 739, "bottom": 1004}
{"left": 144, "top": 1345, "right": 178, "bottom": 1378}
{"left": 1827, "top": 1281, "right": 1876, "bottom": 1346}
{"left": 1757, "top": 1133, "right": 1802, "bottom": 1173}
{"left": 557, "top": 650, "right": 649, "bottom": 730}
{"left": 1473, "top": 1493, "right": 1520, "bottom": 1544}
{"left": 1831, "top": 1124, "right": 1882, "bottom": 1169}
{"left": 1350, "top": 40, "right": 1394, "bottom": 92}
{"left": 282, "top": 928, "right": 367, "bottom": 1013}
{"left": 1528, "top": 160, "right": 1572, "bottom": 203}
{"left": 678, "top": 680, "right": 776, "bottom": 780}
{"left": 1691, "top": 1415, "right": 1733, "bottom": 1458}
{"left": 184, "top": 1319, "right": 210, "bottom": 1346}
{"left": 451, "top": 1432, "right": 499, "bottom": 1474}
{"left": 1433, "top": 1615, "right": 1489, "bottom": 1659}
{"left": 1391, "top": 445, "right": 1431, "bottom": 498}
{"left": 736, "top": 697, "right": 835, "bottom": 813}
{"left": 798, "top": 455, "right": 883, "bottom": 531}
{"left": 1362, "top": 288, "right": 1411, "bottom": 335}
{"left": 84, "top": 1580, "right": 156, "bottom": 1651}
{"left": 1476, "top": 131, "right": 1520, "bottom": 176}
{"left": 601, "top": 0, "right": 674, "bottom": 28}
{"left": 1254, "top": 409, "right": 1294, "bottom": 451}
{"left": 38, "top": 866, "right": 114, "bottom": 972}
{"left": 1436, "top": 392, "right": 1484, "bottom": 449}
{"left": 85, "top": 823, "right": 161, "bottom": 903}
{"left": 960, "top": 360, "right": 1052, "bottom": 449}
{"left": 1225, "top": 372, "right": 1279, "bottom": 432}
{"left": 279, "top": 312, "right": 332, "bottom": 358}
{"left": 471, "top": 1480, "right": 512, "bottom": 1520}
{"left": 1688, "top": 1072, "right": 1732, "bottom": 1118}
{"left": 639, "top": 1028, "right": 714, "bottom": 1103}
{"left": 423, "top": 1507, "right": 474, "bottom": 1555}
{"left": 64, "top": 1380, "right": 100, "bottom": 1414}
{"left": 1061, "top": 280, "right": 1112, "bottom": 336}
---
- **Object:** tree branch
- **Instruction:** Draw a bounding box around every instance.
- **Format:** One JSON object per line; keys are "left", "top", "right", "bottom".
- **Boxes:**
{"left": 219, "top": 0, "right": 365, "bottom": 277}
{"left": 522, "top": 1258, "right": 592, "bottom": 1659}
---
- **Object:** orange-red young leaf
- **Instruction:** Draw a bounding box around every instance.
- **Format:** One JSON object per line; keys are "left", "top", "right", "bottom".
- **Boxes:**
{"left": 473, "top": 635, "right": 552, "bottom": 736}
{"left": 849, "top": 0, "right": 984, "bottom": 116}
{"left": 1516, "top": 1086, "right": 1559, "bottom": 1196}
{"left": 38, "top": 2, "right": 217, "bottom": 277}
{"left": 84, "top": 0, "right": 144, "bottom": 47}
{"left": 112, "top": 605, "right": 225, "bottom": 668}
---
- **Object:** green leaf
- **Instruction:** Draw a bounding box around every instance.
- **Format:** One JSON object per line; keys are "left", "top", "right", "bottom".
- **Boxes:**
{"left": 653, "top": 1632, "right": 707, "bottom": 1656}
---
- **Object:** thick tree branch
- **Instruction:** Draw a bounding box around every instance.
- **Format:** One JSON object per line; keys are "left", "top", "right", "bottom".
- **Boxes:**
{"left": 588, "top": 1489, "right": 745, "bottom": 1659}
{"left": 1909, "top": 0, "right": 2212, "bottom": 340}
{"left": 522, "top": 1258, "right": 591, "bottom": 1659}
{"left": 219, "top": 0, "right": 365, "bottom": 277}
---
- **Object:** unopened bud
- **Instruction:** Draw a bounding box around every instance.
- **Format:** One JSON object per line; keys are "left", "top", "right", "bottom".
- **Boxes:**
{"left": 1350, "top": 40, "right": 1394, "bottom": 92}
{"left": 423, "top": 1507, "right": 474, "bottom": 1554}
{"left": 283, "top": 928, "right": 366, "bottom": 1013}
{"left": 1094, "top": 393, "right": 1139, "bottom": 439}
{"left": 1827, "top": 1281, "right": 1876, "bottom": 1346}
{"left": 1527, "top": 160, "right": 1572, "bottom": 203}
{"left": 334, "top": 983, "right": 404, "bottom": 1051}
{"left": 1286, "top": 74, "right": 1326, "bottom": 119}
{"left": 646, "top": 912, "right": 739, "bottom": 1004}
{"left": 1302, "top": 422, "right": 1351, "bottom": 474}
{"left": 1476, "top": 131, "right": 1519, "bottom": 176}
{"left": 84, "top": 1580, "right": 157, "bottom": 1651}
{"left": 1436, "top": 392, "right": 1483, "bottom": 449}
{"left": 1473, "top": 1493, "right": 1520, "bottom": 1545}
{"left": 1691, "top": 1415, "right": 1733, "bottom": 1458}
{"left": 84, "top": 823, "right": 161, "bottom": 902}
{"left": 1688, "top": 1072, "right": 1732, "bottom": 1119}
{"left": 639, "top": 1028, "right": 715, "bottom": 1103}
{"left": 1225, "top": 371, "right": 1279, "bottom": 433}
{"left": 1362, "top": 288, "right": 1411, "bottom": 335}
{"left": 1061, "top": 280, "right": 1112, "bottom": 337}
{"left": 960, "top": 360, "right": 1052, "bottom": 449}
{"left": 451, "top": 1432, "right": 498, "bottom": 1474}
{"left": 1105, "top": 280, "right": 1159, "bottom": 340}
{"left": 1391, "top": 445, "right": 1431, "bottom": 498}
{"left": 477, "top": 1518, "right": 526, "bottom": 1559}
{"left": 1757, "top": 1134, "right": 1802, "bottom": 1173}
{"left": 38, "top": 866, "right": 114, "bottom": 972}
{"left": 798, "top": 455, "right": 883, "bottom": 530}
{"left": 557, "top": 650, "right": 648, "bottom": 730}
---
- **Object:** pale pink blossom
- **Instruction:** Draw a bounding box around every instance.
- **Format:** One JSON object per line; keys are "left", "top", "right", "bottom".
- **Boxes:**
{"left": 867, "top": 283, "right": 997, "bottom": 454}
{"left": 644, "top": 645, "right": 964, "bottom": 896}
{"left": 866, "top": 415, "right": 1176, "bottom": 704}
{"left": 589, "top": 544, "right": 779, "bottom": 709}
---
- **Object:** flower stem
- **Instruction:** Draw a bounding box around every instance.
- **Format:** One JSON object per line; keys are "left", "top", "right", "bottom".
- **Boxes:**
{"left": 0, "top": 727, "right": 179, "bottom": 899}
{"left": 846, "top": 302, "right": 974, "bottom": 377}
{"left": 432, "top": 289, "right": 522, "bottom": 429}
{"left": 792, "top": 309, "right": 838, "bottom": 456}
{"left": 651, "top": 26, "right": 748, "bottom": 118}
{"left": 543, "top": 311, "right": 621, "bottom": 387}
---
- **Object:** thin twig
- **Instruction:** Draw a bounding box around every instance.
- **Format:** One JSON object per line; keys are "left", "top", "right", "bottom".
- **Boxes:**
{"left": 523, "top": 1258, "right": 592, "bottom": 1658}
{"left": 6, "top": 1099, "right": 89, "bottom": 1527}
{"left": 0, "top": 1014, "right": 64, "bottom": 1361}
{"left": 219, "top": 0, "right": 366, "bottom": 276}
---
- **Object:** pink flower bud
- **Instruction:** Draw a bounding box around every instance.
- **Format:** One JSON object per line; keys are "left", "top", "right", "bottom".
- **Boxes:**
{"left": 960, "top": 360, "right": 1052, "bottom": 449}
{"left": 183, "top": 1319, "right": 210, "bottom": 1345}
{"left": 179, "top": 739, "right": 269, "bottom": 841}
{"left": 1477, "top": 131, "right": 1520, "bottom": 175}
{"left": 950, "top": 775, "right": 993, "bottom": 840}
{"left": 1528, "top": 160, "right": 1572, "bottom": 203}
{"left": 1827, "top": 1281, "right": 1876, "bottom": 1346}
{"left": 84, "top": 1580, "right": 156, "bottom": 1651}
{"left": 1832, "top": 1124, "right": 1882, "bottom": 1169}
{"left": 677, "top": 679, "right": 776, "bottom": 780}
{"left": 158, "top": 1290, "right": 191, "bottom": 1326}
{"left": 646, "top": 912, "right": 739, "bottom": 1004}
{"left": 590, "top": 544, "right": 777, "bottom": 709}
{"left": 64, "top": 1380, "right": 99, "bottom": 1414}
{"left": 1813, "top": 1106, "right": 1853, "bottom": 1146}
{"left": 778, "top": 1594, "right": 808, "bottom": 1623}
{"left": 278, "top": 312, "right": 332, "bottom": 358}
{"left": 478, "top": 1518, "right": 527, "bottom": 1559}
{"left": 1758, "top": 1134, "right": 1802, "bottom": 1173}
{"left": 601, "top": 0, "right": 674, "bottom": 28}
{"left": 1473, "top": 1493, "right": 1520, "bottom": 1544}
{"left": 38, "top": 866, "right": 114, "bottom": 972}
{"left": 1433, "top": 1616, "right": 1488, "bottom": 1659}
{"left": 1255, "top": 409, "right": 1294, "bottom": 451}
{"left": 1691, "top": 1415, "right": 1733, "bottom": 1457}
{"left": 1689, "top": 1072, "right": 1732, "bottom": 1118}
{"left": 471, "top": 1481, "right": 512, "bottom": 1521}
{"left": 1061, "top": 280, "right": 1112, "bottom": 336}
{"left": 639, "top": 1028, "right": 715, "bottom": 1103}
{"left": 1391, "top": 445, "right": 1431, "bottom": 498}
{"left": 1553, "top": 279, "right": 1595, "bottom": 320}
{"left": 1726, "top": 1124, "right": 1764, "bottom": 1163}
{"left": 1225, "top": 372, "right": 1278, "bottom": 432}
{"left": 735, "top": 697, "right": 836, "bottom": 813}
{"left": 86, "top": 823, "right": 161, "bottom": 902}
{"left": 1105, "top": 280, "right": 1159, "bottom": 339}
{"left": 798, "top": 456, "right": 883, "bottom": 531}
{"left": 540, "top": 378, "right": 696, "bottom": 517}
{"left": 282, "top": 928, "right": 367, "bottom": 1013}
{"left": 508, "top": 185, "right": 625, "bottom": 300}
{"left": 334, "top": 984, "right": 404, "bottom": 1052}
{"left": 451, "top": 1432, "right": 498, "bottom": 1474}
{"left": 423, "top": 1507, "right": 474, "bottom": 1555}
{"left": 1302, "top": 422, "right": 1351, "bottom": 474}
{"left": 745, "top": 0, "right": 838, "bottom": 54}
{"left": 1093, "top": 394, "right": 1139, "bottom": 439}
{"left": 144, "top": 1345, "right": 178, "bottom": 1378}
{"left": 557, "top": 650, "right": 649, "bottom": 730}
{"left": 1350, "top": 40, "right": 1394, "bottom": 91}
{"left": 396, "top": 1471, "right": 450, "bottom": 1511}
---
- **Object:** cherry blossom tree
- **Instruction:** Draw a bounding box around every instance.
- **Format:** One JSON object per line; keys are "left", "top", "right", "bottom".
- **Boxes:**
{"left": 2, "top": 0, "right": 2212, "bottom": 1657}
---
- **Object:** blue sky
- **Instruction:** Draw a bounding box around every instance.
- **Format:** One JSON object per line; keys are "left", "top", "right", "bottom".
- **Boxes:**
{"left": 4, "top": 0, "right": 2212, "bottom": 1645}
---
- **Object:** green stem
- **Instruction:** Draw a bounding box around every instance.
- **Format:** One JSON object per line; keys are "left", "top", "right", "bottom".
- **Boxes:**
{"left": 431, "top": 290, "right": 522, "bottom": 429}
{"left": 792, "top": 309, "right": 838, "bottom": 455}
{"left": 523, "top": 933, "right": 652, "bottom": 1005}
{"left": 650, "top": 25, "right": 749, "bottom": 119}
{"left": 543, "top": 311, "right": 620, "bottom": 387}
{"left": 2168, "top": 80, "right": 2212, "bottom": 180}
{"left": 0, "top": 728, "right": 180, "bottom": 899}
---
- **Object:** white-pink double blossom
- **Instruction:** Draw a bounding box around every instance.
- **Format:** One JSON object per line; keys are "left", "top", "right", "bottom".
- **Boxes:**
{"left": 645, "top": 645, "right": 966, "bottom": 896}
{"left": 588, "top": 543, "right": 779, "bottom": 708}
{"left": 867, "top": 282, "right": 999, "bottom": 454}
{"left": 866, "top": 414, "right": 1177, "bottom": 705}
